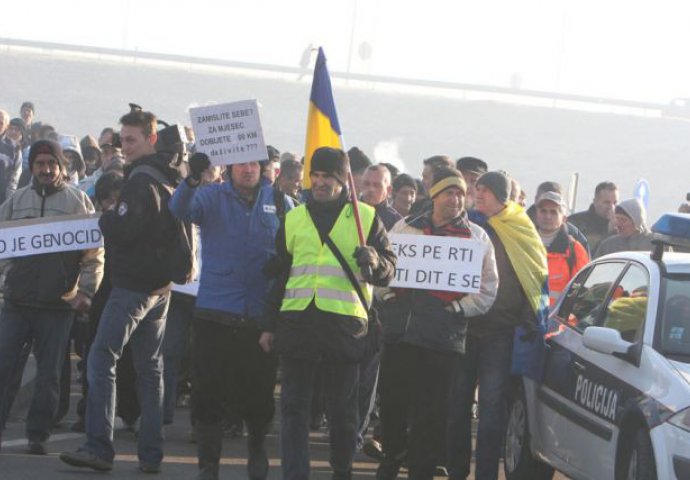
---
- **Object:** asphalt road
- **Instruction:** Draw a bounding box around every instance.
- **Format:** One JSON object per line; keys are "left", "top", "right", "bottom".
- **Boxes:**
{"left": 0, "top": 356, "right": 568, "bottom": 479}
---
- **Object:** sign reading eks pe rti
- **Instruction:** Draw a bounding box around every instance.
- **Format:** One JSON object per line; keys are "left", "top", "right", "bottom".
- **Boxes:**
{"left": 388, "top": 234, "right": 485, "bottom": 294}
{"left": 190, "top": 99, "right": 268, "bottom": 166}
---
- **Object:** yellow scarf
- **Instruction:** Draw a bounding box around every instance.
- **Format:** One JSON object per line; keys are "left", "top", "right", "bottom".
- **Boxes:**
{"left": 488, "top": 202, "right": 549, "bottom": 314}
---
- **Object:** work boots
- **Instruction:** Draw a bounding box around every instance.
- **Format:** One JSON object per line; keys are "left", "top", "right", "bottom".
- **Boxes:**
{"left": 194, "top": 423, "right": 223, "bottom": 480}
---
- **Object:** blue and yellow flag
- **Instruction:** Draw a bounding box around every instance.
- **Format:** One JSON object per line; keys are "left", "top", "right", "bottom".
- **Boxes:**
{"left": 486, "top": 201, "right": 551, "bottom": 380}
{"left": 303, "top": 47, "right": 342, "bottom": 189}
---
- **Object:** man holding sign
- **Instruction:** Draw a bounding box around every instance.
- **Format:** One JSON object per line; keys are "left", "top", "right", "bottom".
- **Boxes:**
{"left": 375, "top": 167, "right": 497, "bottom": 480}
{"left": 0, "top": 140, "right": 104, "bottom": 454}
{"left": 169, "top": 151, "right": 293, "bottom": 480}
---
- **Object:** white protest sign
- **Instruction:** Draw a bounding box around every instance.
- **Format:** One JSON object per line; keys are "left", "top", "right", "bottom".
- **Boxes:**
{"left": 388, "top": 233, "right": 484, "bottom": 293}
{"left": 190, "top": 100, "right": 268, "bottom": 166}
{"left": 0, "top": 214, "right": 103, "bottom": 260}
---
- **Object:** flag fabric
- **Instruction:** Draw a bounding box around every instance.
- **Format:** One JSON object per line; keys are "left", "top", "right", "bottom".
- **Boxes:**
{"left": 485, "top": 201, "right": 550, "bottom": 380}
{"left": 303, "top": 47, "right": 342, "bottom": 189}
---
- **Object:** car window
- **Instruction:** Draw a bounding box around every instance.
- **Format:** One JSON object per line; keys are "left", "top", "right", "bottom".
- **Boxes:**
{"left": 557, "top": 262, "right": 626, "bottom": 332}
{"left": 660, "top": 276, "right": 690, "bottom": 358}
{"left": 600, "top": 264, "right": 649, "bottom": 342}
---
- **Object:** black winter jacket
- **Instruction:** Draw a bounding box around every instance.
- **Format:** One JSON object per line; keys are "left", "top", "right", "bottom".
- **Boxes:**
{"left": 99, "top": 153, "right": 181, "bottom": 293}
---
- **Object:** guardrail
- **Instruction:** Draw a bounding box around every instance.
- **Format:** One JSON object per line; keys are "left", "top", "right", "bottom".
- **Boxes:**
{"left": 0, "top": 36, "right": 677, "bottom": 115}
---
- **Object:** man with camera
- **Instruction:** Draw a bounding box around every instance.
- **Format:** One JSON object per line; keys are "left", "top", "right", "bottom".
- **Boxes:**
{"left": 61, "top": 108, "right": 187, "bottom": 474}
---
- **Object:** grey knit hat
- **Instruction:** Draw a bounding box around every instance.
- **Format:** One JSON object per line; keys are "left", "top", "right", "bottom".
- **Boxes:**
{"left": 476, "top": 171, "right": 510, "bottom": 205}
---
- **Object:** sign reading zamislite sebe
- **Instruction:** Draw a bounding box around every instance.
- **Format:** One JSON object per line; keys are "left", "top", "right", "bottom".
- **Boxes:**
{"left": 190, "top": 99, "right": 268, "bottom": 167}
{"left": 0, "top": 214, "right": 103, "bottom": 259}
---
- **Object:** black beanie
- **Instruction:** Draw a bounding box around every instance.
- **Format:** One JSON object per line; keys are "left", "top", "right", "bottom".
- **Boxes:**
{"left": 28, "top": 140, "right": 65, "bottom": 171}
{"left": 476, "top": 171, "right": 510, "bottom": 205}
{"left": 311, "top": 147, "right": 349, "bottom": 186}
{"left": 347, "top": 146, "right": 371, "bottom": 173}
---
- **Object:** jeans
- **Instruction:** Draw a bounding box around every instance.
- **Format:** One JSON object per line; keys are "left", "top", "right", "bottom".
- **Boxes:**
{"left": 83, "top": 287, "right": 169, "bottom": 465}
{"left": 162, "top": 293, "right": 194, "bottom": 424}
{"left": 280, "top": 355, "right": 359, "bottom": 480}
{"left": 0, "top": 303, "right": 74, "bottom": 442}
{"left": 0, "top": 341, "right": 31, "bottom": 430}
{"left": 446, "top": 332, "right": 514, "bottom": 480}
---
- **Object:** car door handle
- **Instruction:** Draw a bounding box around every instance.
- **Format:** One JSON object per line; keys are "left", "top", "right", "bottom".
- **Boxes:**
{"left": 573, "top": 361, "right": 586, "bottom": 372}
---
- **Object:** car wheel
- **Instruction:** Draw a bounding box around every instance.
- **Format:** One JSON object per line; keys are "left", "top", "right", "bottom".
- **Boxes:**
{"left": 620, "top": 428, "right": 657, "bottom": 480}
{"left": 504, "top": 384, "right": 554, "bottom": 480}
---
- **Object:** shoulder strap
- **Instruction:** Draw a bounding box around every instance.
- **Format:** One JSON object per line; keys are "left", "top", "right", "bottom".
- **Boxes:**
{"left": 129, "top": 165, "right": 173, "bottom": 193}
{"left": 273, "top": 184, "right": 286, "bottom": 222}
{"left": 322, "top": 234, "right": 368, "bottom": 312}
{"left": 566, "top": 236, "right": 577, "bottom": 276}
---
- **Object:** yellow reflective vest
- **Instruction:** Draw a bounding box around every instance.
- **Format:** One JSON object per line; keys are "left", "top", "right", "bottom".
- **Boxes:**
{"left": 281, "top": 203, "right": 375, "bottom": 320}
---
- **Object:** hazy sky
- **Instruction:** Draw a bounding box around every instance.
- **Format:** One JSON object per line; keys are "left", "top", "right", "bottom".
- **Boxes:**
{"left": 3, "top": 0, "right": 690, "bottom": 104}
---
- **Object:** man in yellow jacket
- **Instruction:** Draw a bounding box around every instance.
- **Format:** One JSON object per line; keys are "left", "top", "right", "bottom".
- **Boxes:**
{"left": 259, "top": 147, "right": 396, "bottom": 480}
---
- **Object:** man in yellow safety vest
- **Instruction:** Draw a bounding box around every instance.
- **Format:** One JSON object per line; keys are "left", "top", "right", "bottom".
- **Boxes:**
{"left": 259, "top": 146, "right": 396, "bottom": 480}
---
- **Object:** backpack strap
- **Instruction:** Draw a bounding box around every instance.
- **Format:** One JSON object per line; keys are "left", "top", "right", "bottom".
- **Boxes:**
{"left": 566, "top": 235, "right": 577, "bottom": 276}
{"left": 129, "top": 165, "right": 174, "bottom": 193}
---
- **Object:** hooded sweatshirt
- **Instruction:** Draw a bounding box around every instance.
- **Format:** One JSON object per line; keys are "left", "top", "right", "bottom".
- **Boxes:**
{"left": 594, "top": 198, "right": 654, "bottom": 258}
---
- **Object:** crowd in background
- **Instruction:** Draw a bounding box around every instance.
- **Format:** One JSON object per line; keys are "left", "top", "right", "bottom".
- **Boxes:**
{"left": 0, "top": 100, "right": 689, "bottom": 480}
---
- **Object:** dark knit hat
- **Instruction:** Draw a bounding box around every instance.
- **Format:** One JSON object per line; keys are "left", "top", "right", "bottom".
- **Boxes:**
{"left": 21, "top": 101, "right": 35, "bottom": 113}
{"left": 9, "top": 118, "right": 26, "bottom": 139}
{"left": 347, "top": 146, "right": 371, "bottom": 173}
{"left": 267, "top": 145, "right": 280, "bottom": 161}
{"left": 28, "top": 140, "right": 65, "bottom": 171}
{"left": 311, "top": 147, "right": 349, "bottom": 186}
{"left": 476, "top": 171, "right": 510, "bottom": 205}
{"left": 456, "top": 156, "right": 488, "bottom": 176}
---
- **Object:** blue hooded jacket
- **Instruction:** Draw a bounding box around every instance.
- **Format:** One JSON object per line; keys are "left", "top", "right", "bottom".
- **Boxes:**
{"left": 169, "top": 177, "right": 293, "bottom": 319}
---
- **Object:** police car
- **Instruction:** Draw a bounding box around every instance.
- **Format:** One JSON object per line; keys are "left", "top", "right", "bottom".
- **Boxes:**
{"left": 504, "top": 213, "right": 690, "bottom": 480}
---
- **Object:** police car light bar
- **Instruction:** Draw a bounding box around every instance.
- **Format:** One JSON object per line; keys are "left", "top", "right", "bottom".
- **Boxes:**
{"left": 651, "top": 213, "right": 690, "bottom": 261}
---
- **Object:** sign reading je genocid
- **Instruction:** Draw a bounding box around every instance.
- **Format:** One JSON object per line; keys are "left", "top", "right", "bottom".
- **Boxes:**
{"left": 0, "top": 214, "right": 103, "bottom": 260}
{"left": 190, "top": 99, "right": 268, "bottom": 166}
{"left": 388, "top": 234, "right": 485, "bottom": 294}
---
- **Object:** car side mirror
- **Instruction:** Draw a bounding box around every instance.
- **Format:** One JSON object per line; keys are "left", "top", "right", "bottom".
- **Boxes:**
{"left": 583, "top": 326, "right": 632, "bottom": 356}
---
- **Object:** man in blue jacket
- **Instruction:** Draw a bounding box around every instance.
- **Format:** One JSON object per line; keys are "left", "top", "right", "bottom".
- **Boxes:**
{"left": 169, "top": 152, "right": 293, "bottom": 480}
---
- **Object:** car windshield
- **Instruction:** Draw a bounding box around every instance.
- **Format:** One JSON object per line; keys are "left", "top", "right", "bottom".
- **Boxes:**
{"left": 659, "top": 275, "right": 690, "bottom": 359}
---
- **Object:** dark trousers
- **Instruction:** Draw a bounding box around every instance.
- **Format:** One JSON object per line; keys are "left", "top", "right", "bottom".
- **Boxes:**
{"left": 446, "top": 332, "right": 513, "bottom": 480}
{"left": 379, "top": 342, "right": 460, "bottom": 480}
{"left": 357, "top": 350, "right": 380, "bottom": 447}
{"left": 191, "top": 318, "right": 277, "bottom": 433}
{"left": 0, "top": 303, "right": 74, "bottom": 442}
{"left": 280, "top": 355, "right": 360, "bottom": 480}
{"left": 162, "top": 293, "right": 194, "bottom": 424}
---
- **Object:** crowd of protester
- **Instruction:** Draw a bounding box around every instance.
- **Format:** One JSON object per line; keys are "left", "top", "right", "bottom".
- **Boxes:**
{"left": 0, "top": 100, "right": 688, "bottom": 480}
